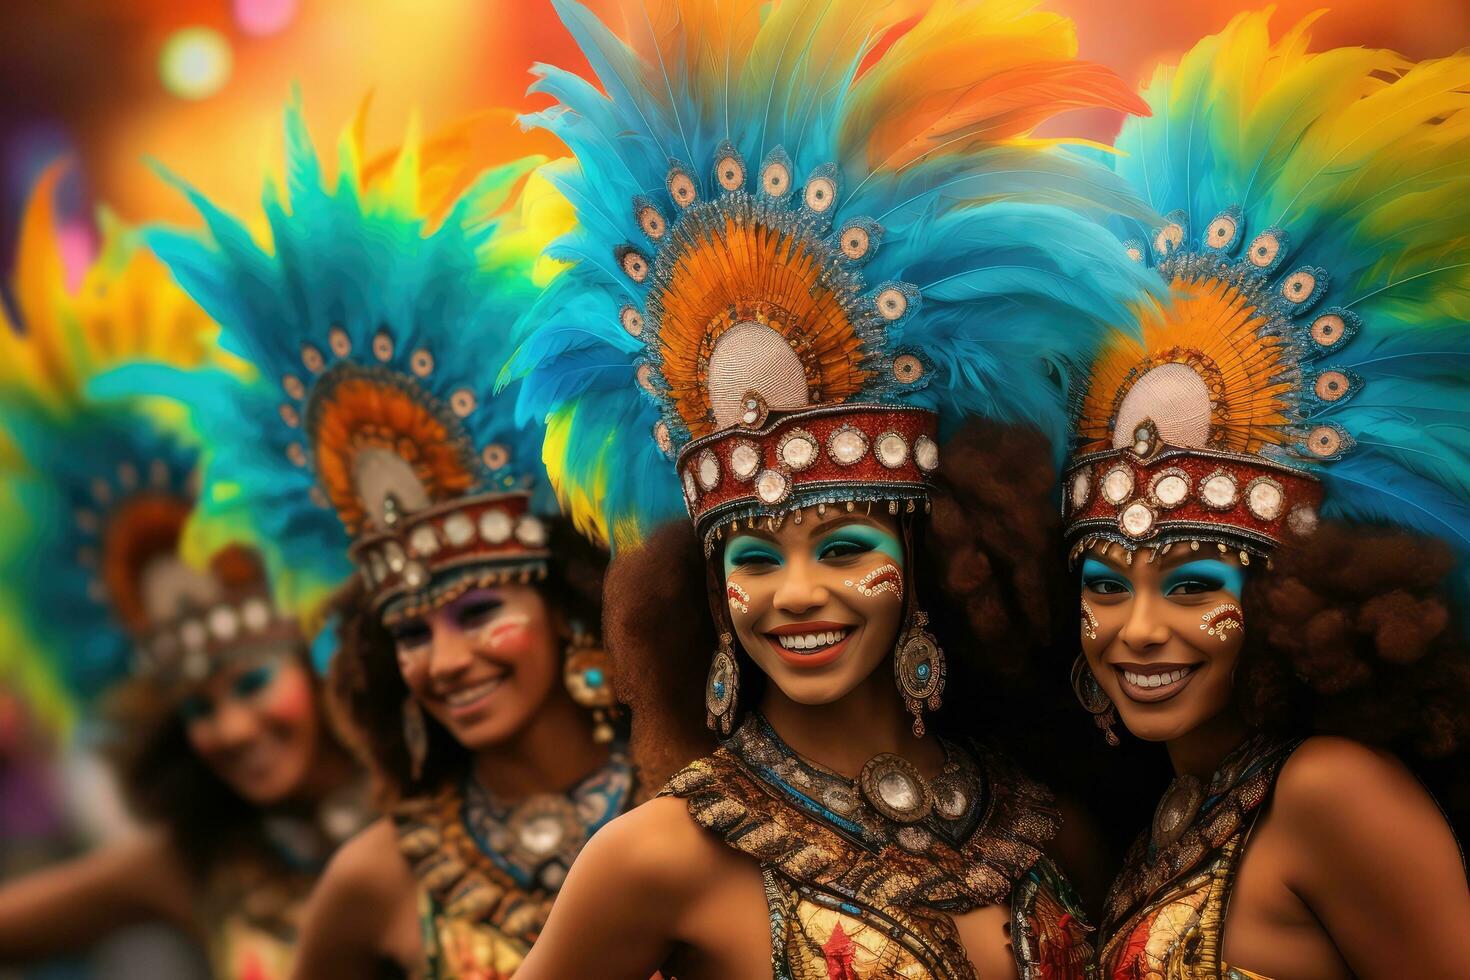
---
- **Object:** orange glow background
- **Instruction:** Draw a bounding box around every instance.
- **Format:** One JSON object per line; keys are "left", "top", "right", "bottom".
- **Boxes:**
{"left": 1, "top": 0, "right": 1467, "bottom": 250}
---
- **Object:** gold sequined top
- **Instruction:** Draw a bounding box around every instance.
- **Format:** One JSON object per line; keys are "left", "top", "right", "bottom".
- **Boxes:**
{"left": 393, "top": 750, "right": 635, "bottom": 979}
{"left": 662, "top": 715, "right": 1094, "bottom": 979}
{"left": 1095, "top": 736, "right": 1299, "bottom": 980}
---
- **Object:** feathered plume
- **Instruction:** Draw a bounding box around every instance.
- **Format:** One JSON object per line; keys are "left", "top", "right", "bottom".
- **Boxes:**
{"left": 1107, "top": 10, "right": 1470, "bottom": 554}
{"left": 102, "top": 98, "right": 571, "bottom": 618}
{"left": 506, "top": 0, "right": 1161, "bottom": 550}
{"left": 0, "top": 165, "right": 216, "bottom": 717}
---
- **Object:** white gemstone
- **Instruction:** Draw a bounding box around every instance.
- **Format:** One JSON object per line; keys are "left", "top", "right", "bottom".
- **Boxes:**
{"left": 369, "top": 551, "right": 388, "bottom": 584}
{"left": 208, "top": 606, "right": 239, "bottom": 642}
{"left": 936, "top": 786, "right": 968, "bottom": 820}
{"left": 780, "top": 433, "right": 818, "bottom": 471}
{"left": 913, "top": 435, "right": 939, "bottom": 473}
{"left": 877, "top": 771, "right": 920, "bottom": 812}
{"left": 1120, "top": 501, "right": 1155, "bottom": 537}
{"left": 180, "top": 619, "right": 207, "bottom": 653}
{"left": 756, "top": 469, "right": 788, "bottom": 504}
{"left": 697, "top": 450, "right": 721, "bottom": 490}
{"left": 828, "top": 427, "right": 867, "bottom": 465}
{"left": 519, "top": 815, "right": 565, "bottom": 856}
{"left": 1070, "top": 470, "right": 1091, "bottom": 509}
{"left": 443, "top": 512, "right": 475, "bottom": 547}
{"left": 1153, "top": 474, "right": 1189, "bottom": 507}
{"left": 1202, "top": 473, "right": 1238, "bottom": 509}
{"left": 1247, "top": 479, "right": 1285, "bottom": 520}
{"left": 1101, "top": 465, "right": 1134, "bottom": 505}
{"left": 411, "top": 524, "right": 443, "bottom": 557}
{"left": 683, "top": 470, "right": 699, "bottom": 504}
{"left": 876, "top": 433, "right": 908, "bottom": 469}
{"left": 516, "top": 515, "right": 548, "bottom": 547}
{"left": 730, "top": 442, "right": 760, "bottom": 480}
{"left": 383, "top": 541, "right": 407, "bottom": 573}
{"left": 402, "top": 561, "right": 427, "bottom": 588}
{"left": 241, "top": 598, "right": 271, "bottom": 633}
{"left": 478, "top": 509, "right": 513, "bottom": 544}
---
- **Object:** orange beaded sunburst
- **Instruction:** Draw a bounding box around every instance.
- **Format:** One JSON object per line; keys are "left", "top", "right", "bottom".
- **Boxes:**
{"left": 307, "top": 370, "right": 478, "bottom": 536}
{"left": 1075, "top": 271, "right": 1295, "bottom": 455}
{"left": 647, "top": 206, "right": 874, "bottom": 439}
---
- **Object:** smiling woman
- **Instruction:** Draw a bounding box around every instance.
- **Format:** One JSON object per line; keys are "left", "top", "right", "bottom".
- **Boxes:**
{"left": 1060, "top": 11, "right": 1470, "bottom": 978}
{"left": 499, "top": 2, "right": 1166, "bottom": 974}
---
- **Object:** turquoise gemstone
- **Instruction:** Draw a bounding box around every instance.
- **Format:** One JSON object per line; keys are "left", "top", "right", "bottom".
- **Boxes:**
{"left": 713, "top": 680, "right": 726, "bottom": 699}
{"left": 584, "top": 668, "right": 604, "bottom": 688}
{"left": 916, "top": 662, "right": 931, "bottom": 681}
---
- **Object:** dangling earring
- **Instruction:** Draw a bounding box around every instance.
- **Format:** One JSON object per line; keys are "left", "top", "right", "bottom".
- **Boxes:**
{"left": 403, "top": 697, "right": 429, "bottom": 779}
{"left": 1200, "top": 603, "right": 1244, "bottom": 641}
{"left": 894, "top": 606, "right": 945, "bottom": 738}
{"left": 563, "top": 624, "right": 618, "bottom": 743}
{"left": 1071, "top": 654, "right": 1119, "bottom": 746}
{"left": 705, "top": 632, "right": 739, "bottom": 736}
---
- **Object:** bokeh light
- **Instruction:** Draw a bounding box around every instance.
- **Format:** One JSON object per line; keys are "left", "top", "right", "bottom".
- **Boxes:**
{"left": 158, "top": 27, "right": 233, "bottom": 101}
{"left": 234, "top": 0, "right": 298, "bottom": 37}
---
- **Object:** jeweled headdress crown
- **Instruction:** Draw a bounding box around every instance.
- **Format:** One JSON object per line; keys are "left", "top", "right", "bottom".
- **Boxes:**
{"left": 0, "top": 167, "right": 296, "bottom": 708}
{"left": 1064, "top": 11, "right": 1470, "bottom": 563}
{"left": 509, "top": 0, "right": 1161, "bottom": 551}
{"left": 126, "top": 102, "right": 573, "bottom": 620}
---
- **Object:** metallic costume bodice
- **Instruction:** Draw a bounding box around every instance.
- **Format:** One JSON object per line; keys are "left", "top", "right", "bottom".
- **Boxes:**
{"left": 393, "top": 747, "right": 635, "bottom": 979}
{"left": 1096, "top": 736, "right": 1299, "bottom": 980}
{"left": 662, "top": 715, "right": 1093, "bottom": 979}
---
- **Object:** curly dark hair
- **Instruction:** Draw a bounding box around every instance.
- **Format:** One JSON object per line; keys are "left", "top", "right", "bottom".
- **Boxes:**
{"left": 1239, "top": 520, "right": 1470, "bottom": 832}
{"left": 605, "top": 417, "right": 1095, "bottom": 792}
{"left": 104, "top": 649, "right": 322, "bottom": 880}
{"left": 328, "top": 517, "right": 608, "bottom": 806}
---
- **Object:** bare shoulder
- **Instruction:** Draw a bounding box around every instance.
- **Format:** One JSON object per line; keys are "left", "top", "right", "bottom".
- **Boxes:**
{"left": 317, "top": 816, "right": 415, "bottom": 907}
{"left": 1271, "top": 736, "right": 1452, "bottom": 847}
{"left": 578, "top": 796, "right": 734, "bottom": 899}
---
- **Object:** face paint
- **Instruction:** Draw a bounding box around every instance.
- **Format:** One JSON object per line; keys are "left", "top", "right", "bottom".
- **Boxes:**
{"left": 1200, "top": 603, "right": 1244, "bottom": 641}
{"left": 843, "top": 562, "right": 902, "bottom": 601}
{"left": 1081, "top": 558, "right": 1133, "bottom": 596}
{"left": 723, "top": 536, "right": 784, "bottom": 578}
{"left": 1081, "top": 598, "right": 1099, "bottom": 640}
{"left": 727, "top": 582, "right": 751, "bottom": 614}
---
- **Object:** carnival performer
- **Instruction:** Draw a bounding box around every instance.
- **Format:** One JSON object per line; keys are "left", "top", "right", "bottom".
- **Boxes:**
{"left": 1062, "top": 12, "right": 1470, "bottom": 978}
{"left": 502, "top": 1, "right": 1167, "bottom": 976}
{"left": 128, "top": 101, "right": 634, "bottom": 979}
{"left": 0, "top": 166, "right": 368, "bottom": 979}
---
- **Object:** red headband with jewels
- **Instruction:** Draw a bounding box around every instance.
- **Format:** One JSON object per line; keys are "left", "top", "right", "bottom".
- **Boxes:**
{"left": 138, "top": 587, "right": 300, "bottom": 685}
{"left": 348, "top": 490, "right": 552, "bottom": 615}
{"left": 675, "top": 402, "right": 940, "bottom": 543}
{"left": 1063, "top": 437, "right": 1323, "bottom": 559}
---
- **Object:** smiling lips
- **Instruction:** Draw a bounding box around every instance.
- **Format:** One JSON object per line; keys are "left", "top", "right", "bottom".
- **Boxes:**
{"left": 440, "top": 669, "right": 508, "bottom": 718}
{"left": 1114, "top": 663, "right": 1200, "bottom": 703}
{"left": 765, "top": 621, "right": 855, "bottom": 668}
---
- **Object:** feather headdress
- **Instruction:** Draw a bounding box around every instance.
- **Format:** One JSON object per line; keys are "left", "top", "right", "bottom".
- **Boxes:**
{"left": 117, "top": 99, "right": 573, "bottom": 622}
{"left": 0, "top": 165, "right": 263, "bottom": 712}
{"left": 1064, "top": 11, "right": 1470, "bottom": 564}
{"left": 506, "top": 0, "right": 1162, "bottom": 552}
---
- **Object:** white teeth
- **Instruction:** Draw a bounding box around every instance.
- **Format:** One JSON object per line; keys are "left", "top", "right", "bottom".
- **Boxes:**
{"left": 446, "top": 678, "right": 502, "bottom": 706}
{"left": 776, "top": 629, "right": 849, "bottom": 652}
{"left": 1122, "top": 666, "right": 1194, "bottom": 690}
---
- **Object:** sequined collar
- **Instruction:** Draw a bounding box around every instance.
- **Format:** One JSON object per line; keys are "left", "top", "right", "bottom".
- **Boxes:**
{"left": 663, "top": 713, "right": 1061, "bottom": 910}
{"left": 1103, "top": 734, "right": 1299, "bottom": 928}
{"left": 462, "top": 744, "right": 633, "bottom": 890}
{"left": 394, "top": 745, "right": 634, "bottom": 938}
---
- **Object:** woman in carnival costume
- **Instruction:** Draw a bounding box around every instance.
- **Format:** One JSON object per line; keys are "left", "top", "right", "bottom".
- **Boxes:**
{"left": 1062, "top": 12, "right": 1470, "bottom": 978}
{"left": 133, "top": 101, "right": 635, "bottom": 978}
{"left": 505, "top": 1, "right": 1164, "bottom": 976}
{"left": 0, "top": 167, "right": 367, "bottom": 979}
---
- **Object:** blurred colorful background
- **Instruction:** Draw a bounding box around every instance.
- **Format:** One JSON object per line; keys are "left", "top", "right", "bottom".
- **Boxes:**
{"left": 3, "top": 0, "right": 1468, "bottom": 285}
